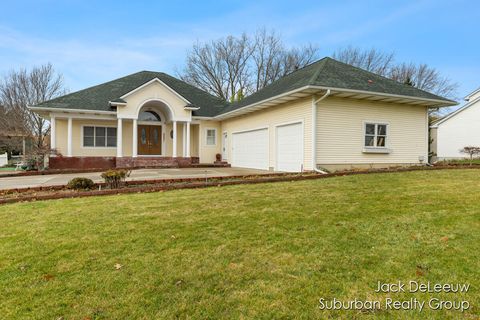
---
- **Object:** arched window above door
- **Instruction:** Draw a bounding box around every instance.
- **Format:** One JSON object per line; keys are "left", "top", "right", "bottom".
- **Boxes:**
{"left": 138, "top": 110, "right": 162, "bottom": 122}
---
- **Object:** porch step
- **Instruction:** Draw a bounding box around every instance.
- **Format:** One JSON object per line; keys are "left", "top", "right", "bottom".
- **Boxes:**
{"left": 194, "top": 162, "right": 231, "bottom": 168}
{"left": 116, "top": 156, "right": 199, "bottom": 169}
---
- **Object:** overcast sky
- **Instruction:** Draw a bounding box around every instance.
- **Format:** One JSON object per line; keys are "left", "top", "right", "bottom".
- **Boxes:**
{"left": 0, "top": 0, "right": 478, "bottom": 100}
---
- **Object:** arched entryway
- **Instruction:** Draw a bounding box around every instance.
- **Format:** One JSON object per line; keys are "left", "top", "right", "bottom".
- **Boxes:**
{"left": 137, "top": 110, "right": 163, "bottom": 155}
{"left": 136, "top": 100, "right": 172, "bottom": 156}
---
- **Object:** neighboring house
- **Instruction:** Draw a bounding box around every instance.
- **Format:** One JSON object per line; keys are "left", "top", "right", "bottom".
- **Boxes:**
{"left": 30, "top": 57, "right": 455, "bottom": 172}
{"left": 431, "top": 88, "right": 480, "bottom": 160}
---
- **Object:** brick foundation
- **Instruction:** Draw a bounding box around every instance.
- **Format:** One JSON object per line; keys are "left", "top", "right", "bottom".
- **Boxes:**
{"left": 49, "top": 156, "right": 201, "bottom": 170}
{"left": 49, "top": 156, "right": 116, "bottom": 170}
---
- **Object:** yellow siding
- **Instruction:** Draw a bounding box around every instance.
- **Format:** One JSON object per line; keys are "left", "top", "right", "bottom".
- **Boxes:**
{"left": 316, "top": 97, "right": 428, "bottom": 166}
{"left": 54, "top": 119, "right": 136, "bottom": 157}
{"left": 198, "top": 120, "right": 222, "bottom": 163}
{"left": 55, "top": 119, "right": 68, "bottom": 156}
{"left": 190, "top": 124, "right": 199, "bottom": 157}
{"left": 72, "top": 119, "right": 118, "bottom": 156}
{"left": 220, "top": 97, "right": 313, "bottom": 170}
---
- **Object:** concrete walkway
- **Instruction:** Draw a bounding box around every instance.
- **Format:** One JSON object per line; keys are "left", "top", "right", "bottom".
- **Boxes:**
{"left": 0, "top": 167, "right": 271, "bottom": 190}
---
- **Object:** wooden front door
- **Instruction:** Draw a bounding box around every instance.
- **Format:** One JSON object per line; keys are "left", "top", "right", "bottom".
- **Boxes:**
{"left": 138, "top": 125, "right": 162, "bottom": 155}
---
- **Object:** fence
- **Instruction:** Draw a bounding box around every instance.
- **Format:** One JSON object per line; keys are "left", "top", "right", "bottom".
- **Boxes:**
{"left": 0, "top": 153, "right": 7, "bottom": 167}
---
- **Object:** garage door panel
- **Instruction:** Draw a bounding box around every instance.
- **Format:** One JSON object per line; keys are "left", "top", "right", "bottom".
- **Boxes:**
{"left": 276, "top": 122, "right": 303, "bottom": 172}
{"left": 232, "top": 129, "right": 268, "bottom": 170}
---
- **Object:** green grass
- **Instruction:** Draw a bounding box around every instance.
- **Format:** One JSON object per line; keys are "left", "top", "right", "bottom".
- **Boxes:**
{"left": 0, "top": 166, "right": 15, "bottom": 171}
{"left": 436, "top": 158, "right": 480, "bottom": 165}
{"left": 0, "top": 169, "right": 479, "bottom": 319}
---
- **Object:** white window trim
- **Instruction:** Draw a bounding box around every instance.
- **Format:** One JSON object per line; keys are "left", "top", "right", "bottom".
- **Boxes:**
{"left": 362, "top": 121, "right": 391, "bottom": 153}
{"left": 81, "top": 124, "right": 118, "bottom": 149}
{"left": 205, "top": 128, "right": 217, "bottom": 146}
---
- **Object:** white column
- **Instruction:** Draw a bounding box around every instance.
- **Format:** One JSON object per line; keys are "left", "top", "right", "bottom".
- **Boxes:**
{"left": 117, "top": 118, "right": 123, "bottom": 157}
{"left": 132, "top": 119, "right": 138, "bottom": 157}
{"left": 50, "top": 116, "right": 56, "bottom": 151}
{"left": 67, "top": 117, "right": 72, "bottom": 157}
{"left": 172, "top": 121, "right": 177, "bottom": 157}
{"left": 186, "top": 121, "right": 191, "bottom": 158}
{"left": 182, "top": 123, "right": 187, "bottom": 157}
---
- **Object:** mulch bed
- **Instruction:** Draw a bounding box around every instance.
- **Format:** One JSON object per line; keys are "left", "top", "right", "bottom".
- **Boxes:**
{"left": 1, "top": 165, "right": 480, "bottom": 205}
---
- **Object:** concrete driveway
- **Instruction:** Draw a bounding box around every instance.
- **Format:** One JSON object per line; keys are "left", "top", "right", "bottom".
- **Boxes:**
{"left": 0, "top": 167, "right": 271, "bottom": 190}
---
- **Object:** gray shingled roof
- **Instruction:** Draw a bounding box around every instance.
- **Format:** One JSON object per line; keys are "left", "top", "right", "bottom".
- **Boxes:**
{"left": 35, "top": 71, "right": 228, "bottom": 117}
{"left": 34, "top": 57, "right": 455, "bottom": 118}
{"left": 218, "top": 57, "right": 455, "bottom": 115}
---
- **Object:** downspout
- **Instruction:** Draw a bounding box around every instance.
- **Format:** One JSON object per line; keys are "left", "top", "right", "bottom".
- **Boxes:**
{"left": 312, "top": 90, "right": 331, "bottom": 174}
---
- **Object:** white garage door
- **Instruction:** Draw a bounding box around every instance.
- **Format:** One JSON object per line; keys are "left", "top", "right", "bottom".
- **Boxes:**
{"left": 232, "top": 128, "right": 268, "bottom": 170}
{"left": 276, "top": 122, "right": 303, "bottom": 172}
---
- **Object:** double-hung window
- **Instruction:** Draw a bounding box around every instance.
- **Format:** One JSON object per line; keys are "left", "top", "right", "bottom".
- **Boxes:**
{"left": 206, "top": 129, "right": 216, "bottom": 146}
{"left": 364, "top": 123, "right": 388, "bottom": 148}
{"left": 83, "top": 126, "right": 117, "bottom": 147}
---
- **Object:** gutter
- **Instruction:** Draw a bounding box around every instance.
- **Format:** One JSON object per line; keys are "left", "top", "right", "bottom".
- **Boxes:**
{"left": 214, "top": 85, "right": 455, "bottom": 121}
{"left": 28, "top": 106, "right": 117, "bottom": 115}
{"left": 311, "top": 89, "right": 331, "bottom": 174}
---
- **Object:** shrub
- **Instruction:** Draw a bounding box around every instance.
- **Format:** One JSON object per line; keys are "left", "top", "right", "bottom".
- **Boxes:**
{"left": 101, "top": 169, "right": 130, "bottom": 189}
{"left": 67, "top": 177, "right": 95, "bottom": 190}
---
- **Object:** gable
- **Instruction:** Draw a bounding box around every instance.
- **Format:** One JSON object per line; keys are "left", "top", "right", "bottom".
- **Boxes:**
{"left": 433, "top": 96, "right": 480, "bottom": 128}
{"left": 118, "top": 79, "right": 191, "bottom": 119}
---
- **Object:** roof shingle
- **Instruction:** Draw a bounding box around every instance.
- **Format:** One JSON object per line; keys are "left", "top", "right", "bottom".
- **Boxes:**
{"left": 35, "top": 57, "right": 455, "bottom": 117}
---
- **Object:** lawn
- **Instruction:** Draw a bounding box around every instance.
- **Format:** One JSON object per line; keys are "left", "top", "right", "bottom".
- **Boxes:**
{"left": 0, "top": 169, "right": 478, "bottom": 319}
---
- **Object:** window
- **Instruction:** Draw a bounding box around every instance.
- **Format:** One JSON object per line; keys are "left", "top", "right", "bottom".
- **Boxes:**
{"left": 364, "top": 123, "right": 387, "bottom": 148}
{"left": 206, "top": 129, "right": 216, "bottom": 146}
{"left": 138, "top": 110, "right": 161, "bottom": 121}
{"left": 83, "top": 126, "right": 117, "bottom": 147}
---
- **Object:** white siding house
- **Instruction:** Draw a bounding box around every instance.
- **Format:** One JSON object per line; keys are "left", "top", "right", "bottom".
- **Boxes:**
{"left": 431, "top": 88, "right": 480, "bottom": 160}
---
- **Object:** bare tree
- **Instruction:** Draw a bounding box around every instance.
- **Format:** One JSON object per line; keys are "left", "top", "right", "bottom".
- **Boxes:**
{"left": 459, "top": 146, "right": 480, "bottom": 165}
{"left": 389, "top": 62, "right": 458, "bottom": 99}
{"left": 0, "top": 63, "right": 67, "bottom": 148}
{"left": 332, "top": 46, "right": 394, "bottom": 76}
{"left": 251, "top": 29, "right": 318, "bottom": 92}
{"left": 333, "top": 46, "right": 458, "bottom": 100}
{"left": 182, "top": 34, "right": 253, "bottom": 102}
{"left": 180, "top": 29, "right": 319, "bottom": 101}
{"left": 252, "top": 29, "right": 285, "bottom": 92}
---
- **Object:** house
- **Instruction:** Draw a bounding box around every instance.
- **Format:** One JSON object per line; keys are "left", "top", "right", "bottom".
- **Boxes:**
{"left": 29, "top": 57, "right": 455, "bottom": 172}
{"left": 430, "top": 88, "right": 480, "bottom": 161}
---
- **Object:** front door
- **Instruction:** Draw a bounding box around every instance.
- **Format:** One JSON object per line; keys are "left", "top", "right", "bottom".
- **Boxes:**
{"left": 138, "top": 125, "right": 162, "bottom": 155}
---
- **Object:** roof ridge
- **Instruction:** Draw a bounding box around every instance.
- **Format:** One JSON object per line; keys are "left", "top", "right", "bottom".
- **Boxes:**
{"left": 308, "top": 57, "right": 330, "bottom": 85}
